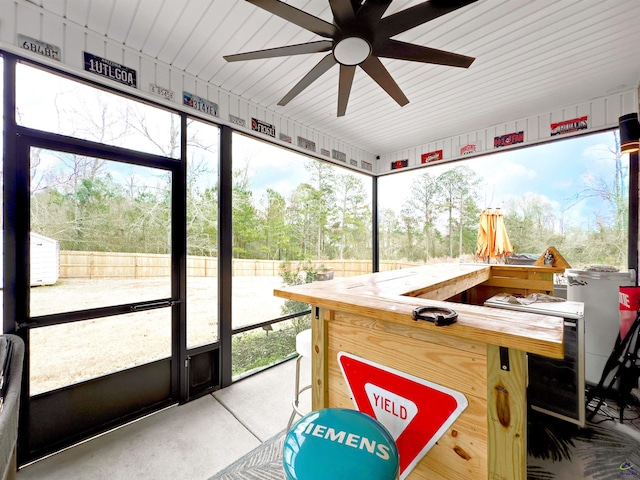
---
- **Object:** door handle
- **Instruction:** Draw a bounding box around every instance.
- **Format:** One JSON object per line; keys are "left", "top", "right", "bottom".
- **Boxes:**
{"left": 131, "top": 300, "right": 181, "bottom": 311}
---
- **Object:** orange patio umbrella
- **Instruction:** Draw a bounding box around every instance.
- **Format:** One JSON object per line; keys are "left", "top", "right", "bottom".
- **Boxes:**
{"left": 476, "top": 208, "right": 513, "bottom": 263}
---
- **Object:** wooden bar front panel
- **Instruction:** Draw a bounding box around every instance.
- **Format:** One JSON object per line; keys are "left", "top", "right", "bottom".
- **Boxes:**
{"left": 321, "top": 311, "right": 489, "bottom": 480}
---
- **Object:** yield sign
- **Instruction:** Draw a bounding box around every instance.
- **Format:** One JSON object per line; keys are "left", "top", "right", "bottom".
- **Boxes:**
{"left": 338, "top": 352, "right": 468, "bottom": 480}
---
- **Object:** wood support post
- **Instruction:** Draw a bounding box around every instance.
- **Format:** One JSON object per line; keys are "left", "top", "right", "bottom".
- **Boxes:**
{"left": 487, "top": 345, "right": 527, "bottom": 480}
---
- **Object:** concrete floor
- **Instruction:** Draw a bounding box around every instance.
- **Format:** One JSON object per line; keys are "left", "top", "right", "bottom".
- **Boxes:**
{"left": 15, "top": 355, "right": 640, "bottom": 480}
{"left": 17, "top": 357, "right": 311, "bottom": 480}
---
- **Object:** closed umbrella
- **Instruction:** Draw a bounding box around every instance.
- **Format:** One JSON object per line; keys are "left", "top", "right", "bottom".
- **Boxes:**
{"left": 476, "top": 209, "right": 493, "bottom": 259}
{"left": 476, "top": 208, "right": 513, "bottom": 263}
{"left": 493, "top": 209, "right": 513, "bottom": 257}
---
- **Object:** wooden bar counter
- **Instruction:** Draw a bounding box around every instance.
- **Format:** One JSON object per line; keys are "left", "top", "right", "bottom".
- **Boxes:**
{"left": 274, "top": 263, "right": 564, "bottom": 480}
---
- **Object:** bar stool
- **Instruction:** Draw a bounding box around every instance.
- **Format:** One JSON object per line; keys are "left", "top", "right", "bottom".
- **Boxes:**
{"left": 286, "top": 328, "right": 312, "bottom": 431}
{"left": 283, "top": 408, "right": 400, "bottom": 480}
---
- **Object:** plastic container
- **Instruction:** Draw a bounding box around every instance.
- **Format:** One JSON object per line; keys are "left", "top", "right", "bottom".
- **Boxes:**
{"left": 566, "top": 268, "right": 635, "bottom": 385}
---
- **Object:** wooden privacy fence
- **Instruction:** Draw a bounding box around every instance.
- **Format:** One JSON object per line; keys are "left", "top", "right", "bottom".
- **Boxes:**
{"left": 59, "top": 251, "right": 419, "bottom": 279}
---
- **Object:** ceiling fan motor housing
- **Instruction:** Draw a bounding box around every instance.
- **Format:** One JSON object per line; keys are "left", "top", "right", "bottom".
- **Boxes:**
{"left": 333, "top": 37, "right": 372, "bottom": 65}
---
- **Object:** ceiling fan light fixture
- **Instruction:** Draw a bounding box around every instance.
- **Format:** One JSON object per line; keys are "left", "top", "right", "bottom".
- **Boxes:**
{"left": 333, "top": 37, "right": 371, "bottom": 66}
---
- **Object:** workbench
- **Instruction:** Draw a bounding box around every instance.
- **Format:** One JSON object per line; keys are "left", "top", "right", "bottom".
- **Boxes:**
{"left": 274, "top": 263, "right": 564, "bottom": 480}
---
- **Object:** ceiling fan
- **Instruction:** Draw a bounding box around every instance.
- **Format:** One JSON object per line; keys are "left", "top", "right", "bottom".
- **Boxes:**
{"left": 224, "top": 0, "right": 478, "bottom": 117}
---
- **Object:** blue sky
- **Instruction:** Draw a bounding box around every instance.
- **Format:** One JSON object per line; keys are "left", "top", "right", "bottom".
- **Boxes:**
{"left": 234, "top": 133, "right": 374, "bottom": 202}
{"left": 378, "top": 130, "right": 625, "bottom": 232}
{"left": 470, "top": 131, "right": 620, "bottom": 209}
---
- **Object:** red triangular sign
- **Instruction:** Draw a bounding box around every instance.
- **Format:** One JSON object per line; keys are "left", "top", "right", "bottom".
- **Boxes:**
{"left": 338, "top": 352, "right": 468, "bottom": 480}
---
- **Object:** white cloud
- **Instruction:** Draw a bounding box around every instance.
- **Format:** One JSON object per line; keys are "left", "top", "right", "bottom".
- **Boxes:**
{"left": 582, "top": 143, "right": 615, "bottom": 162}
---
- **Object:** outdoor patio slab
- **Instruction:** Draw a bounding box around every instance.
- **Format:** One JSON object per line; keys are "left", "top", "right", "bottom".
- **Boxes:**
{"left": 17, "top": 359, "right": 305, "bottom": 480}
{"left": 213, "top": 357, "right": 311, "bottom": 442}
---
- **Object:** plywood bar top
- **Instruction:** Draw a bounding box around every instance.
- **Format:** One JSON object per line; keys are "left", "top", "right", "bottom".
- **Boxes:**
{"left": 274, "top": 263, "right": 564, "bottom": 359}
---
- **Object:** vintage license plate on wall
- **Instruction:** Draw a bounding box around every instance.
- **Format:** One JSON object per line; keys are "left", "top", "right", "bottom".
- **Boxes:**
{"left": 83, "top": 52, "right": 137, "bottom": 88}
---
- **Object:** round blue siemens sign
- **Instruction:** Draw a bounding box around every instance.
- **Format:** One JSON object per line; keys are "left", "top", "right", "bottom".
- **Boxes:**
{"left": 283, "top": 408, "right": 399, "bottom": 480}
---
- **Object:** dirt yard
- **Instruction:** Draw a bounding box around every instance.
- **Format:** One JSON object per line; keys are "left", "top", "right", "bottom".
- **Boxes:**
{"left": 25, "top": 276, "right": 288, "bottom": 395}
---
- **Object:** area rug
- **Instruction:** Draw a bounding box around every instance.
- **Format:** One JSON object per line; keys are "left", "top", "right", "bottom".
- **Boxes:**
{"left": 209, "top": 407, "right": 640, "bottom": 480}
{"left": 528, "top": 404, "right": 640, "bottom": 480}
{"left": 209, "top": 430, "right": 287, "bottom": 480}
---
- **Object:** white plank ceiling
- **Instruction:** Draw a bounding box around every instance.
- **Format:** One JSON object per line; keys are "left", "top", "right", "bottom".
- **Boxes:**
{"left": 25, "top": 0, "right": 640, "bottom": 155}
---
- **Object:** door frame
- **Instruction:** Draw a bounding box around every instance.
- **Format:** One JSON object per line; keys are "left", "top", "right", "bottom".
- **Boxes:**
{"left": 9, "top": 128, "right": 188, "bottom": 464}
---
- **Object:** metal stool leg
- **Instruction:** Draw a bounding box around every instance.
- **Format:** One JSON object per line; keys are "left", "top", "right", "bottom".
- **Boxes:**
{"left": 287, "top": 353, "right": 311, "bottom": 431}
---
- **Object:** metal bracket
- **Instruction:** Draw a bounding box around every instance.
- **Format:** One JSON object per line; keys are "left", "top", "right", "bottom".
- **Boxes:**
{"left": 315, "top": 306, "right": 320, "bottom": 320}
{"left": 499, "top": 346, "right": 510, "bottom": 371}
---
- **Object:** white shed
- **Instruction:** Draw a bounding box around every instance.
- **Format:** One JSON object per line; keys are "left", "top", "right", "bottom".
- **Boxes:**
{"left": 30, "top": 233, "right": 60, "bottom": 286}
{"left": 0, "top": 232, "right": 60, "bottom": 287}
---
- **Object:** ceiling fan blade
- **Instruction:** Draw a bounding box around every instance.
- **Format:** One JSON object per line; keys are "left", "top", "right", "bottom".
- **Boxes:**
{"left": 357, "top": 0, "right": 392, "bottom": 25}
{"left": 376, "top": 39, "right": 475, "bottom": 68}
{"left": 337, "top": 65, "right": 356, "bottom": 117}
{"left": 246, "top": 0, "right": 337, "bottom": 37}
{"left": 329, "top": 0, "right": 356, "bottom": 27}
{"left": 359, "top": 56, "right": 409, "bottom": 107}
{"left": 379, "top": 0, "right": 478, "bottom": 38}
{"left": 224, "top": 41, "right": 333, "bottom": 62}
{"left": 278, "top": 54, "right": 337, "bottom": 106}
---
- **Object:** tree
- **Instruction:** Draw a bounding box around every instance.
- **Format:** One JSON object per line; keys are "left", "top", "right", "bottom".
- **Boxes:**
{"left": 331, "top": 173, "right": 370, "bottom": 259}
{"left": 379, "top": 208, "right": 402, "bottom": 261}
{"left": 503, "top": 193, "right": 558, "bottom": 254}
{"left": 532, "top": 130, "right": 629, "bottom": 266}
{"left": 186, "top": 123, "right": 220, "bottom": 257}
{"left": 259, "top": 189, "right": 289, "bottom": 260}
{"left": 231, "top": 162, "right": 260, "bottom": 258}
{"left": 287, "top": 183, "right": 317, "bottom": 259}
{"left": 125, "top": 175, "right": 172, "bottom": 254}
{"left": 459, "top": 195, "right": 482, "bottom": 257}
{"left": 403, "top": 172, "right": 442, "bottom": 262}
{"left": 30, "top": 81, "right": 221, "bottom": 258}
{"left": 278, "top": 260, "right": 317, "bottom": 333}
{"left": 575, "top": 133, "right": 629, "bottom": 265}
{"left": 436, "top": 166, "right": 481, "bottom": 258}
{"left": 186, "top": 176, "right": 218, "bottom": 257}
{"left": 305, "top": 160, "right": 336, "bottom": 259}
